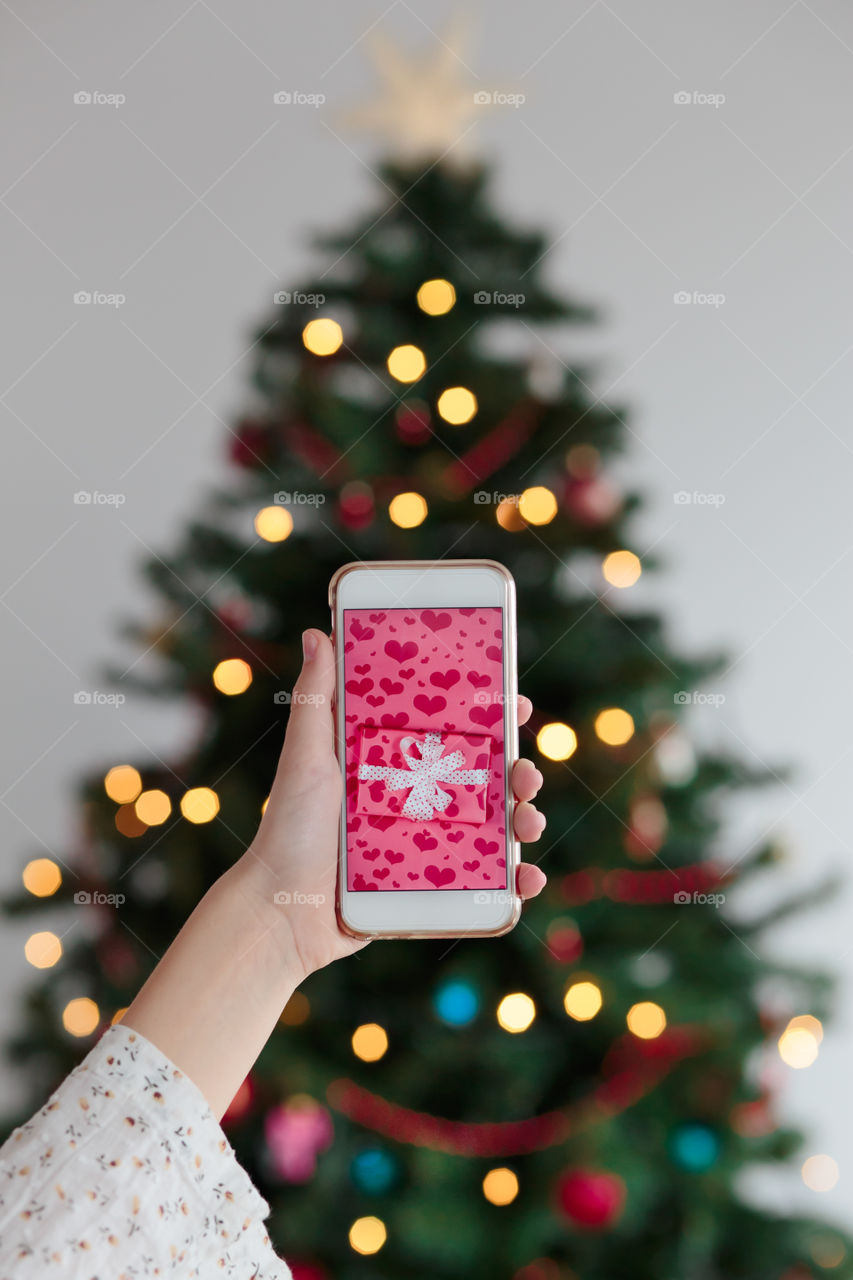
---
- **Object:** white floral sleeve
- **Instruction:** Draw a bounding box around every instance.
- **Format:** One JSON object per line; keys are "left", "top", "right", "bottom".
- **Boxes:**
{"left": 0, "top": 1023, "right": 292, "bottom": 1279}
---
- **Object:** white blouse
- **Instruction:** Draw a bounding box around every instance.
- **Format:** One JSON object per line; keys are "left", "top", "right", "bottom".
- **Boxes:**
{"left": 0, "top": 1023, "right": 292, "bottom": 1278}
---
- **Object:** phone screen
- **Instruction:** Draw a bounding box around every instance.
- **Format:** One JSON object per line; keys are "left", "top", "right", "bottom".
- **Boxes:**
{"left": 342, "top": 606, "right": 508, "bottom": 892}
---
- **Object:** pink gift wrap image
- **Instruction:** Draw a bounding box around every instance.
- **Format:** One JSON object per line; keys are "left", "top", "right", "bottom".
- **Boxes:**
{"left": 342, "top": 606, "right": 508, "bottom": 891}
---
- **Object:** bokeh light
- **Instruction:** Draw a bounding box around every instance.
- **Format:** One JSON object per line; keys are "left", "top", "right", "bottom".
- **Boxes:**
{"left": 63, "top": 997, "right": 100, "bottom": 1037}
{"left": 388, "top": 492, "right": 428, "bottom": 528}
{"left": 180, "top": 787, "right": 220, "bottom": 824}
{"left": 594, "top": 708, "right": 635, "bottom": 746}
{"left": 536, "top": 722, "right": 577, "bottom": 761}
{"left": 213, "top": 658, "right": 253, "bottom": 696}
{"left": 802, "top": 1155, "right": 839, "bottom": 1193}
{"left": 602, "top": 550, "right": 642, "bottom": 588}
{"left": 778, "top": 1025, "right": 820, "bottom": 1068}
{"left": 496, "top": 498, "right": 526, "bottom": 532}
{"left": 786, "top": 1014, "right": 824, "bottom": 1043}
{"left": 25, "top": 931, "right": 62, "bottom": 969}
{"left": 437, "top": 386, "right": 477, "bottom": 424}
{"left": 482, "top": 1167, "right": 519, "bottom": 1205}
{"left": 626, "top": 1001, "right": 666, "bottom": 1039}
{"left": 104, "top": 765, "right": 142, "bottom": 804}
{"left": 349, "top": 1216, "right": 387, "bottom": 1255}
{"left": 115, "top": 804, "right": 147, "bottom": 838}
{"left": 254, "top": 506, "right": 293, "bottom": 542}
{"left": 134, "top": 789, "right": 172, "bottom": 826}
{"left": 22, "top": 858, "right": 61, "bottom": 898}
{"left": 280, "top": 992, "right": 311, "bottom": 1026}
{"left": 518, "top": 486, "right": 558, "bottom": 526}
{"left": 387, "top": 344, "right": 426, "bottom": 383}
{"left": 417, "top": 278, "right": 456, "bottom": 315}
{"left": 111, "top": 1007, "right": 127, "bottom": 1025}
{"left": 352, "top": 1023, "right": 388, "bottom": 1062}
{"left": 497, "top": 992, "right": 536, "bottom": 1033}
{"left": 302, "top": 317, "right": 343, "bottom": 356}
{"left": 564, "top": 980, "right": 603, "bottom": 1022}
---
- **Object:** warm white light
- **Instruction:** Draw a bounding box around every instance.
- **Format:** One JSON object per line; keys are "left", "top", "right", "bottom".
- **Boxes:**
{"left": 564, "top": 981, "right": 602, "bottom": 1022}
{"left": 518, "top": 486, "right": 558, "bottom": 526}
{"left": 497, "top": 992, "right": 536, "bottom": 1033}
{"left": 536, "top": 722, "right": 577, "bottom": 761}
{"left": 388, "top": 492, "right": 427, "bottom": 528}
{"left": 387, "top": 344, "right": 426, "bottom": 382}
{"left": 255, "top": 506, "right": 293, "bottom": 542}
{"left": 482, "top": 1167, "right": 519, "bottom": 1205}
{"left": 213, "top": 658, "right": 253, "bottom": 696}
{"left": 603, "top": 550, "right": 641, "bottom": 588}
{"left": 437, "top": 387, "right": 477, "bottom": 424}
{"left": 180, "top": 788, "right": 220, "bottom": 824}
{"left": 302, "top": 318, "right": 343, "bottom": 356}
{"left": 417, "top": 279, "right": 456, "bottom": 315}
{"left": 626, "top": 1001, "right": 666, "bottom": 1039}
{"left": 802, "top": 1154, "right": 839, "bottom": 1193}
{"left": 352, "top": 1023, "right": 388, "bottom": 1062}
{"left": 595, "top": 708, "right": 635, "bottom": 746}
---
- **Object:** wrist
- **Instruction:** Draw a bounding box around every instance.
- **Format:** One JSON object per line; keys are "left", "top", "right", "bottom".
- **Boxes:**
{"left": 224, "top": 852, "right": 309, "bottom": 988}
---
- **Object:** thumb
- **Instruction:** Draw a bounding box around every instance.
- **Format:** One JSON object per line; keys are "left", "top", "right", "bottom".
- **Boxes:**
{"left": 279, "top": 628, "right": 337, "bottom": 766}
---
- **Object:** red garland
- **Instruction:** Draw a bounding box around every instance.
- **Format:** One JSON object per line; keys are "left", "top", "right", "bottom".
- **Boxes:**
{"left": 441, "top": 399, "right": 542, "bottom": 496}
{"left": 327, "top": 1025, "right": 706, "bottom": 1157}
{"left": 562, "top": 863, "right": 728, "bottom": 906}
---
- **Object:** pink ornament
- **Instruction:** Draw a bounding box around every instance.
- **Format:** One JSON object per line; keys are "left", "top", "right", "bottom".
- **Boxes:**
{"left": 265, "top": 1097, "right": 334, "bottom": 1182}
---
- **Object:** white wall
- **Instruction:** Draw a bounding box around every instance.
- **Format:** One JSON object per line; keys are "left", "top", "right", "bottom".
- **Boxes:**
{"left": 2, "top": 0, "right": 851, "bottom": 1218}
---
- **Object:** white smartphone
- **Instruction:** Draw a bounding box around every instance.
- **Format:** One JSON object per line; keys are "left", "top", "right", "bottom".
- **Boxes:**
{"left": 329, "top": 559, "right": 520, "bottom": 939}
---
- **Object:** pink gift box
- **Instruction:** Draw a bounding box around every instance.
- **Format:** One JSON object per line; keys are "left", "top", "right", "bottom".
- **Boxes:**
{"left": 355, "top": 722, "right": 492, "bottom": 826}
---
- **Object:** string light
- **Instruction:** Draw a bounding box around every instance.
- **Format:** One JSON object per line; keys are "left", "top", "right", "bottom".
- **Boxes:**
{"left": 261, "top": 796, "right": 270, "bottom": 815}
{"left": 104, "top": 765, "right": 142, "bottom": 804}
{"left": 22, "top": 858, "right": 61, "bottom": 897}
{"left": 497, "top": 993, "right": 536, "bottom": 1033}
{"left": 786, "top": 1014, "right": 824, "bottom": 1043}
{"left": 626, "top": 1001, "right": 666, "bottom": 1040}
{"left": 518, "top": 486, "right": 558, "bottom": 526}
{"left": 594, "top": 708, "right": 635, "bottom": 746}
{"left": 810, "top": 1234, "right": 846, "bottom": 1268}
{"left": 134, "top": 789, "right": 172, "bottom": 826}
{"left": 111, "top": 1007, "right": 127, "bottom": 1025}
{"left": 778, "top": 1025, "right": 819, "bottom": 1068}
{"left": 62, "top": 997, "right": 100, "bottom": 1037}
{"left": 388, "top": 492, "right": 428, "bottom": 528}
{"left": 25, "top": 931, "right": 62, "bottom": 969}
{"left": 115, "top": 804, "right": 147, "bottom": 838}
{"left": 180, "top": 787, "right": 220, "bottom": 824}
{"left": 387, "top": 344, "right": 426, "bottom": 383}
{"left": 352, "top": 1023, "right": 389, "bottom": 1062}
{"left": 302, "top": 317, "right": 343, "bottom": 356}
{"left": 482, "top": 1167, "right": 519, "bottom": 1205}
{"left": 564, "top": 981, "right": 602, "bottom": 1022}
{"left": 437, "top": 387, "right": 477, "bottom": 424}
{"left": 349, "top": 1216, "right": 387, "bottom": 1255}
{"left": 417, "top": 278, "right": 456, "bottom": 315}
{"left": 496, "top": 499, "right": 525, "bottom": 532}
{"left": 602, "top": 550, "right": 641, "bottom": 588}
{"left": 536, "top": 722, "right": 577, "bottom": 762}
{"left": 255, "top": 506, "right": 293, "bottom": 542}
{"left": 802, "top": 1155, "right": 839, "bottom": 1193}
{"left": 213, "top": 658, "right": 253, "bottom": 696}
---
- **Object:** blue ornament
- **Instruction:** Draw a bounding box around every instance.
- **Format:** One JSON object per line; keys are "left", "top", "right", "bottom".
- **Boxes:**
{"left": 350, "top": 1147, "right": 397, "bottom": 1194}
{"left": 669, "top": 1123, "right": 720, "bottom": 1172}
{"left": 433, "top": 978, "right": 480, "bottom": 1026}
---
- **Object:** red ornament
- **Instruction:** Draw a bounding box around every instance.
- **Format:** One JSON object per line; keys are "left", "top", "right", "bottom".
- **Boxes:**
{"left": 289, "top": 1264, "right": 328, "bottom": 1280}
{"left": 555, "top": 1168, "right": 626, "bottom": 1230}
{"left": 546, "top": 917, "right": 583, "bottom": 964}
{"left": 338, "top": 481, "right": 374, "bottom": 530}
{"left": 565, "top": 476, "right": 621, "bottom": 526}
{"left": 395, "top": 402, "right": 432, "bottom": 445}
{"left": 222, "top": 1073, "right": 256, "bottom": 1126}
{"left": 228, "top": 419, "right": 271, "bottom": 469}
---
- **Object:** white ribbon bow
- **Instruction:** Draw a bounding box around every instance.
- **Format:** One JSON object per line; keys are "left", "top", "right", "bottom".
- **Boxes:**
{"left": 358, "top": 730, "right": 489, "bottom": 821}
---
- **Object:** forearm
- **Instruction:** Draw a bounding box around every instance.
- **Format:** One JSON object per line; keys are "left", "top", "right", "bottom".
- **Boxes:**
{"left": 122, "top": 854, "right": 303, "bottom": 1121}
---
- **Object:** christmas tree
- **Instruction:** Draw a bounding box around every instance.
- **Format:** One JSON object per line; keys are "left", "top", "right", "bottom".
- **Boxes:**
{"left": 3, "top": 36, "right": 849, "bottom": 1280}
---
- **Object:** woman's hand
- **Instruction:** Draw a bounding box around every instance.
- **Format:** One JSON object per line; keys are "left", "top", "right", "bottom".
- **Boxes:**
{"left": 241, "top": 628, "right": 547, "bottom": 981}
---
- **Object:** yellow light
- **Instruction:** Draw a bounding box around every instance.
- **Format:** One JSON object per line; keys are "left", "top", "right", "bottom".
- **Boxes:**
{"left": 104, "top": 765, "right": 142, "bottom": 805}
{"left": 536, "top": 722, "right": 577, "bottom": 762}
{"left": 564, "top": 981, "right": 602, "bottom": 1022}
{"left": 496, "top": 499, "right": 525, "bottom": 532}
{"left": 482, "top": 1167, "right": 519, "bottom": 1205}
{"left": 261, "top": 795, "right": 270, "bottom": 815}
{"left": 25, "top": 931, "right": 62, "bottom": 969}
{"left": 134, "top": 789, "right": 172, "bottom": 826}
{"left": 786, "top": 1014, "right": 824, "bottom": 1044}
{"left": 595, "top": 708, "right": 635, "bottom": 746}
{"left": 254, "top": 506, "right": 293, "bottom": 543}
{"left": 62, "top": 997, "right": 100, "bottom": 1037}
{"left": 802, "top": 1155, "right": 839, "bottom": 1193}
{"left": 180, "top": 787, "right": 220, "bottom": 824}
{"left": 603, "top": 550, "right": 642, "bottom": 589}
{"left": 497, "top": 992, "right": 536, "bottom": 1034}
{"left": 22, "top": 858, "right": 61, "bottom": 898}
{"left": 626, "top": 1001, "right": 666, "bottom": 1040}
{"left": 213, "top": 658, "right": 253, "bottom": 696}
{"left": 810, "top": 1234, "right": 846, "bottom": 1268}
{"left": 518, "top": 486, "right": 558, "bottom": 526}
{"left": 387, "top": 344, "right": 426, "bottom": 383}
{"left": 352, "top": 1023, "right": 388, "bottom": 1062}
{"left": 349, "top": 1215, "right": 387, "bottom": 1255}
{"left": 417, "top": 278, "right": 456, "bottom": 315}
{"left": 388, "top": 492, "right": 428, "bottom": 529}
{"left": 437, "top": 386, "right": 477, "bottom": 425}
{"left": 111, "top": 1007, "right": 127, "bottom": 1025}
{"left": 302, "top": 317, "right": 343, "bottom": 356}
{"left": 778, "top": 1026, "right": 819, "bottom": 1069}
{"left": 280, "top": 992, "right": 310, "bottom": 1026}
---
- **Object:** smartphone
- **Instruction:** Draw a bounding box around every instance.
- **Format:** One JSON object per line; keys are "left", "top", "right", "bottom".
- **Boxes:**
{"left": 329, "top": 559, "right": 520, "bottom": 939}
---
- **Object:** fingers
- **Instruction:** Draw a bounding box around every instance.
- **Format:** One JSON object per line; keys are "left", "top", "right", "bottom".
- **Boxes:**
{"left": 514, "top": 800, "right": 546, "bottom": 842}
{"left": 511, "top": 757, "right": 542, "bottom": 803}
{"left": 279, "top": 629, "right": 337, "bottom": 766}
{"left": 517, "top": 695, "right": 532, "bottom": 726}
{"left": 518, "top": 862, "right": 547, "bottom": 900}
